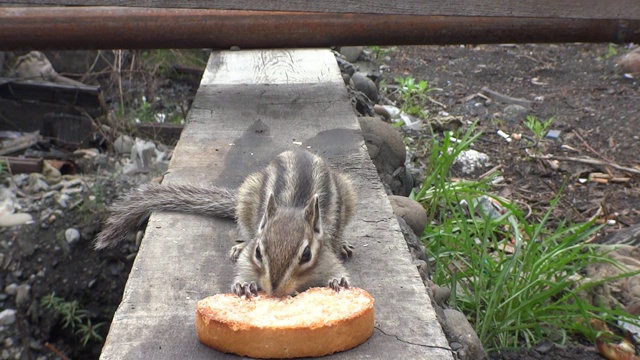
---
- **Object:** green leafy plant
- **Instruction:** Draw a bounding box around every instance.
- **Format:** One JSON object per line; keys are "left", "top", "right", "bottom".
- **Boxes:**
{"left": 41, "top": 292, "right": 105, "bottom": 346}
{"left": 413, "top": 127, "right": 640, "bottom": 352}
{"left": 394, "top": 76, "right": 436, "bottom": 118}
{"left": 605, "top": 43, "right": 618, "bottom": 59}
{"left": 368, "top": 45, "right": 395, "bottom": 60}
{"left": 523, "top": 115, "right": 554, "bottom": 140}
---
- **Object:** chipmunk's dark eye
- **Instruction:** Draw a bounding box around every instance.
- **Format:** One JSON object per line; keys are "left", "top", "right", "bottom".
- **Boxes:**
{"left": 300, "top": 246, "right": 311, "bottom": 264}
{"left": 255, "top": 246, "right": 262, "bottom": 262}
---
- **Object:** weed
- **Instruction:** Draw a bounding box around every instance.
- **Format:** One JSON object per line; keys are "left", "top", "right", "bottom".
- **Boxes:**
{"left": 523, "top": 115, "right": 554, "bottom": 140}
{"left": 134, "top": 96, "right": 155, "bottom": 123}
{"left": 413, "top": 127, "right": 640, "bottom": 351}
{"left": 41, "top": 292, "right": 105, "bottom": 346}
{"left": 368, "top": 46, "right": 394, "bottom": 60}
{"left": 605, "top": 43, "right": 618, "bottom": 59}
{"left": 394, "top": 76, "right": 436, "bottom": 118}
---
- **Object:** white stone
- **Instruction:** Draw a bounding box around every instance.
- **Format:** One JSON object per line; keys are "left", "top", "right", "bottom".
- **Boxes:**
{"left": 454, "top": 149, "right": 491, "bottom": 174}
{"left": 65, "top": 228, "right": 81, "bottom": 244}
{"left": 0, "top": 309, "right": 16, "bottom": 325}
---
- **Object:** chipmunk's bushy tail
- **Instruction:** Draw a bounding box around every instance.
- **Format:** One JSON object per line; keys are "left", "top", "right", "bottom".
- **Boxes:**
{"left": 94, "top": 183, "right": 237, "bottom": 249}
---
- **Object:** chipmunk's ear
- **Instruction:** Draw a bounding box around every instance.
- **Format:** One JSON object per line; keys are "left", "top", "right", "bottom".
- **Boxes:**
{"left": 259, "top": 193, "right": 277, "bottom": 231}
{"left": 304, "top": 195, "right": 322, "bottom": 235}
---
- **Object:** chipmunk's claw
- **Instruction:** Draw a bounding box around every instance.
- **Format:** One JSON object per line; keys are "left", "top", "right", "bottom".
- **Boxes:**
{"left": 329, "top": 277, "right": 350, "bottom": 292}
{"left": 340, "top": 242, "right": 355, "bottom": 258}
{"left": 232, "top": 281, "right": 258, "bottom": 298}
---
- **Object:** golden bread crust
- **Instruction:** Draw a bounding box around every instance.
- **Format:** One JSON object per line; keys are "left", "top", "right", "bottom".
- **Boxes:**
{"left": 195, "top": 287, "right": 375, "bottom": 358}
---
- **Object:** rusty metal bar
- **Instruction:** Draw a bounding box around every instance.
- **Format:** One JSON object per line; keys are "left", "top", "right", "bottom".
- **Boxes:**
{"left": 0, "top": 7, "right": 639, "bottom": 51}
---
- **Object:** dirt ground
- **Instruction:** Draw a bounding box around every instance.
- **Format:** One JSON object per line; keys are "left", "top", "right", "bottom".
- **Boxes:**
{"left": 381, "top": 43, "right": 639, "bottom": 360}
{"left": 383, "top": 44, "right": 640, "bottom": 230}
{"left": 1, "top": 43, "right": 639, "bottom": 359}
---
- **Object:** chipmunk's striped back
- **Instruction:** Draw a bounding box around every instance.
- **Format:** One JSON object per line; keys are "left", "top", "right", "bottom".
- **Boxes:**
{"left": 236, "top": 149, "right": 355, "bottom": 255}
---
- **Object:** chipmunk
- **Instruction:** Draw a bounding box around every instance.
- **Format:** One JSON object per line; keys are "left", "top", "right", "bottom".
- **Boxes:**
{"left": 95, "top": 149, "right": 357, "bottom": 297}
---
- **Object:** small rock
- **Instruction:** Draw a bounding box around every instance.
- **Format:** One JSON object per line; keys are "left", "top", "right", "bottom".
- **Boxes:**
{"left": 339, "top": 46, "right": 364, "bottom": 63}
{"left": 1, "top": 349, "right": 9, "bottom": 360}
{"left": 341, "top": 73, "right": 351, "bottom": 85}
{"left": 414, "top": 259, "right": 430, "bottom": 282}
{"left": 395, "top": 216, "right": 428, "bottom": 263}
{"left": 351, "top": 72, "right": 379, "bottom": 102}
{"left": 0, "top": 309, "right": 16, "bottom": 326}
{"left": 113, "top": 134, "right": 135, "bottom": 154}
{"left": 618, "top": 48, "right": 640, "bottom": 76}
{"left": 15, "top": 284, "right": 31, "bottom": 308}
{"left": 126, "top": 138, "right": 158, "bottom": 173}
{"left": 65, "top": 228, "right": 81, "bottom": 244}
{"left": 4, "top": 283, "right": 17, "bottom": 296}
{"left": 0, "top": 187, "right": 16, "bottom": 217}
{"left": 431, "top": 284, "right": 451, "bottom": 307}
{"left": 335, "top": 56, "right": 356, "bottom": 77}
{"left": 42, "top": 160, "right": 62, "bottom": 183}
{"left": 353, "top": 60, "right": 381, "bottom": 83}
{"left": 388, "top": 195, "right": 428, "bottom": 236}
{"left": 358, "top": 117, "right": 409, "bottom": 195}
{"left": 3, "top": 338, "right": 13, "bottom": 347}
{"left": 534, "top": 341, "right": 555, "bottom": 353}
{"left": 442, "top": 309, "right": 485, "bottom": 360}
{"left": 87, "top": 279, "right": 97, "bottom": 288}
{"left": 454, "top": 149, "right": 491, "bottom": 175}
{"left": 0, "top": 213, "right": 33, "bottom": 227}
{"left": 27, "top": 173, "right": 50, "bottom": 193}
{"left": 502, "top": 104, "right": 529, "bottom": 122}
{"left": 56, "top": 193, "right": 70, "bottom": 208}
{"left": 373, "top": 104, "right": 391, "bottom": 121}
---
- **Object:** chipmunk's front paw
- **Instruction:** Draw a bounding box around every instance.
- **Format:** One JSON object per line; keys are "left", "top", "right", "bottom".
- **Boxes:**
{"left": 328, "top": 277, "right": 350, "bottom": 292}
{"left": 232, "top": 281, "right": 258, "bottom": 298}
{"left": 229, "top": 242, "right": 248, "bottom": 262}
{"left": 340, "top": 242, "right": 355, "bottom": 258}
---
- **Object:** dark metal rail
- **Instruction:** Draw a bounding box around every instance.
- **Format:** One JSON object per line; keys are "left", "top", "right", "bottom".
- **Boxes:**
{"left": 1, "top": 7, "right": 639, "bottom": 50}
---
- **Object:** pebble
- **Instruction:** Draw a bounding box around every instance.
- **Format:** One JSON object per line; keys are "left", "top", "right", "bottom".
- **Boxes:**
{"left": 618, "top": 48, "right": 640, "bottom": 75}
{"left": 0, "top": 188, "right": 15, "bottom": 217}
{"left": 4, "top": 284, "right": 17, "bottom": 296}
{"left": 65, "top": 228, "right": 81, "bottom": 244}
{"left": 454, "top": 149, "right": 491, "bottom": 175}
{"left": 0, "top": 213, "right": 33, "bottom": 227}
{"left": 351, "top": 72, "right": 379, "bottom": 102}
{"left": 15, "top": 284, "right": 31, "bottom": 308}
{"left": 388, "top": 195, "right": 428, "bottom": 236}
{"left": 0, "top": 309, "right": 16, "bottom": 326}
{"left": 56, "top": 193, "right": 70, "bottom": 208}
{"left": 502, "top": 104, "right": 529, "bottom": 122}
{"left": 113, "top": 135, "right": 135, "bottom": 154}
{"left": 1, "top": 350, "right": 9, "bottom": 360}
{"left": 339, "top": 46, "right": 364, "bottom": 63}
{"left": 27, "top": 174, "right": 50, "bottom": 193}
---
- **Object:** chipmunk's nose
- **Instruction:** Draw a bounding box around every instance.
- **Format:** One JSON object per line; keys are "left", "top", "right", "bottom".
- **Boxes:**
{"left": 271, "top": 281, "right": 297, "bottom": 298}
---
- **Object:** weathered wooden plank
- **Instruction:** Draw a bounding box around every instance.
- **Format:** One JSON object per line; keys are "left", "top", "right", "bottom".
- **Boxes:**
{"left": 99, "top": 49, "right": 453, "bottom": 359}
{"left": 1, "top": 0, "right": 639, "bottom": 20}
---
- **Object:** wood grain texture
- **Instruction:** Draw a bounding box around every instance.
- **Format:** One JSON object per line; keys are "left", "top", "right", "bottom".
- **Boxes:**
{"left": 1, "top": 0, "right": 639, "bottom": 19}
{"left": 99, "top": 49, "right": 453, "bottom": 359}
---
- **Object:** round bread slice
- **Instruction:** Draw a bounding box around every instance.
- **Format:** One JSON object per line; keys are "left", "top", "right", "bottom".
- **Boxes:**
{"left": 195, "top": 287, "right": 375, "bottom": 358}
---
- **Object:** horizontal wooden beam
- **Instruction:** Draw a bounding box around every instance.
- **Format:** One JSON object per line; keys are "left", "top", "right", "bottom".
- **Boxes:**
{"left": 1, "top": 7, "right": 639, "bottom": 51}
{"left": 1, "top": 0, "right": 639, "bottom": 20}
